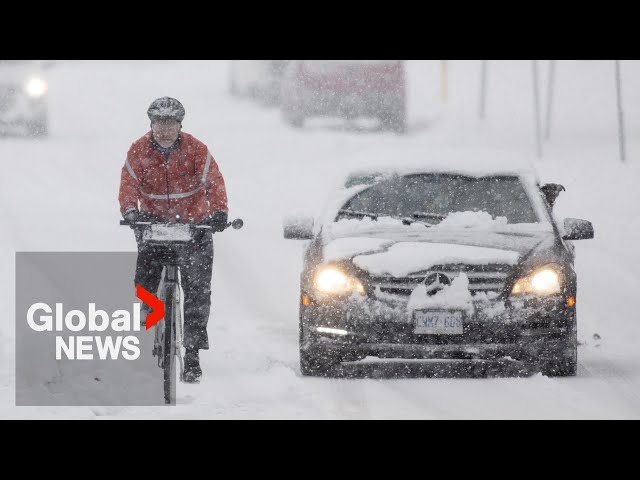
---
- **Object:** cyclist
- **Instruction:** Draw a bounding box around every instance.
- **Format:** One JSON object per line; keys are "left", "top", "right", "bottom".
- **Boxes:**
{"left": 118, "top": 96, "right": 229, "bottom": 383}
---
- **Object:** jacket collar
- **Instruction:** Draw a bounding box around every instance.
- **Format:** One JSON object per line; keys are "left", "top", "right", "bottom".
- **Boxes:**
{"left": 149, "top": 131, "right": 182, "bottom": 156}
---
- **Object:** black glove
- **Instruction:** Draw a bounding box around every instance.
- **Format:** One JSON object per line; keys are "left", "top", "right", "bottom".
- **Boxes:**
{"left": 123, "top": 208, "right": 139, "bottom": 224}
{"left": 207, "top": 211, "right": 228, "bottom": 232}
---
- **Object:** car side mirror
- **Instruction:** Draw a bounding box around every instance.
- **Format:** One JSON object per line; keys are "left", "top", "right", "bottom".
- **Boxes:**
{"left": 562, "top": 218, "right": 594, "bottom": 240}
{"left": 283, "top": 214, "right": 314, "bottom": 240}
{"left": 540, "top": 183, "right": 565, "bottom": 209}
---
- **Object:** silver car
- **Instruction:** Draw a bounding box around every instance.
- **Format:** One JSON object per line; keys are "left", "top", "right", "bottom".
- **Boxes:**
{"left": 0, "top": 60, "right": 51, "bottom": 137}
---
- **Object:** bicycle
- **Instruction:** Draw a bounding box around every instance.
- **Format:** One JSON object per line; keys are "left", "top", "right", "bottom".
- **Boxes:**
{"left": 121, "top": 216, "right": 243, "bottom": 404}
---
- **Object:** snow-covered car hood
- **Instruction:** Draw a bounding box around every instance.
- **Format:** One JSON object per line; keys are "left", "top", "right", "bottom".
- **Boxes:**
{"left": 321, "top": 214, "right": 555, "bottom": 277}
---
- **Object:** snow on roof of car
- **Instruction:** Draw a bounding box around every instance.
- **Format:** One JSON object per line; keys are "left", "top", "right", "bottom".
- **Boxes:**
{"left": 337, "top": 146, "right": 541, "bottom": 187}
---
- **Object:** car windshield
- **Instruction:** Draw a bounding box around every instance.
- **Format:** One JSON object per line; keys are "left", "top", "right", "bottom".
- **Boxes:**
{"left": 337, "top": 174, "right": 539, "bottom": 224}
{"left": 302, "top": 60, "right": 400, "bottom": 73}
{"left": 309, "top": 60, "right": 398, "bottom": 65}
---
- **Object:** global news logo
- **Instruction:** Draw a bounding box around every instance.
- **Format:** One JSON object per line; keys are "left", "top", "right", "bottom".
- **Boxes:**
{"left": 25, "top": 285, "right": 164, "bottom": 361}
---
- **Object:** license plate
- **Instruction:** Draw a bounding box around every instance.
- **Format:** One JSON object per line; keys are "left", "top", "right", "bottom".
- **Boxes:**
{"left": 413, "top": 310, "right": 464, "bottom": 335}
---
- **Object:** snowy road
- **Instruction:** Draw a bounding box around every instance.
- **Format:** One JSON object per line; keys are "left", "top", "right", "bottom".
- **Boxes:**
{"left": 1, "top": 60, "right": 639, "bottom": 419}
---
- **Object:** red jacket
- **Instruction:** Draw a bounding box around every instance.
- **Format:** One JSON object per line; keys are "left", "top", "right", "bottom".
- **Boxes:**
{"left": 118, "top": 132, "right": 228, "bottom": 222}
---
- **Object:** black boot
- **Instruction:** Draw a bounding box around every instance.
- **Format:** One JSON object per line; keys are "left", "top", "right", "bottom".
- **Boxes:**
{"left": 183, "top": 348, "right": 202, "bottom": 383}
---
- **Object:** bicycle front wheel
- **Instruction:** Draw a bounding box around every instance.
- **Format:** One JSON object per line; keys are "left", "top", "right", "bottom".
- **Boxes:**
{"left": 163, "top": 284, "right": 177, "bottom": 405}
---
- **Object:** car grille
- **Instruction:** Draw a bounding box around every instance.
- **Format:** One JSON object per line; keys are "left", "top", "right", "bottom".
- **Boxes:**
{"left": 370, "top": 264, "right": 512, "bottom": 297}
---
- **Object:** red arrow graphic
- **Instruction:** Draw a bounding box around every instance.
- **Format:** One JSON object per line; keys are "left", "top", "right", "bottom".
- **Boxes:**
{"left": 136, "top": 284, "right": 165, "bottom": 330}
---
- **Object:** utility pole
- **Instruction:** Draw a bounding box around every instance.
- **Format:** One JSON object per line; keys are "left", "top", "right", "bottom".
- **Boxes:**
{"left": 532, "top": 60, "right": 543, "bottom": 158}
{"left": 441, "top": 60, "right": 448, "bottom": 103}
{"left": 544, "top": 60, "right": 556, "bottom": 140}
{"left": 615, "top": 60, "right": 626, "bottom": 163}
{"left": 479, "top": 60, "right": 488, "bottom": 118}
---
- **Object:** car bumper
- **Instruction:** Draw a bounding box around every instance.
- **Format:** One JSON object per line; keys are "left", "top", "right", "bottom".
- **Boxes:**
{"left": 298, "top": 89, "right": 403, "bottom": 117}
{"left": 0, "top": 90, "right": 47, "bottom": 132}
{"left": 301, "top": 295, "right": 576, "bottom": 362}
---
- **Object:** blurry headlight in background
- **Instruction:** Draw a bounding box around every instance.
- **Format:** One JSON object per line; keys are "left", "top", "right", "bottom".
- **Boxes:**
{"left": 314, "top": 266, "right": 365, "bottom": 296}
{"left": 511, "top": 264, "right": 562, "bottom": 296}
{"left": 25, "top": 77, "right": 48, "bottom": 98}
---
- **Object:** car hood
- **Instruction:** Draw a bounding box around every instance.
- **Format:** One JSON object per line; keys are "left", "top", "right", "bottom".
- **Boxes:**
{"left": 322, "top": 223, "right": 555, "bottom": 277}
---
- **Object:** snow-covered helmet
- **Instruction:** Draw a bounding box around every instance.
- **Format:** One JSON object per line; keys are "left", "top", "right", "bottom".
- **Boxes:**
{"left": 147, "top": 97, "right": 185, "bottom": 123}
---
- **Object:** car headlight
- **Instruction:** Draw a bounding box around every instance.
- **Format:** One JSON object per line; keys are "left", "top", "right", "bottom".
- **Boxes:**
{"left": 25, "top": 77, "right": 48, "bottom": 98}
{"left": 314, "top": 266, "right": 365, "bottom": 296}
{"left": 511, "top": 264, "right": 562, "bottom": 296}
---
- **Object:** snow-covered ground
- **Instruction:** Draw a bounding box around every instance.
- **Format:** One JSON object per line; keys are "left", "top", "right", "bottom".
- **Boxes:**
{"left": 1, "top": 60, "right": 639, "bottom": 419}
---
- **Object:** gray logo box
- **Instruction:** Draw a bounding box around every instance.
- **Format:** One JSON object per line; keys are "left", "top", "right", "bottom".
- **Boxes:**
{"left": 16, "top": 252, "right": 171, "bottom": 406}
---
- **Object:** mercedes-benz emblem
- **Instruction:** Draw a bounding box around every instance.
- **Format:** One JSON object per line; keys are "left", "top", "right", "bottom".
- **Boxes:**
{"left": 423, "top": 272, "right": 451, "bottom": 295}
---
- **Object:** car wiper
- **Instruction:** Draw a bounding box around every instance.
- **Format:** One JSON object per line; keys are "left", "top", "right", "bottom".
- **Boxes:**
{"left": 337, "top": 209, "right": 378, "bottom": 220}
{"left": 402, "top": 218, "right": 432, "bottom": 227}
{"left": 410, "top": 211, "right": 446, "bottom": 220}
{"left": 401, "top": 211, "right": 446, "bottom": 227}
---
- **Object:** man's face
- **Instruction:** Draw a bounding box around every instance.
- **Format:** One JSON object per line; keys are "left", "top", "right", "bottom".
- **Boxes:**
{"left": 151, "top": 118, "right": 181, "bottom": 148}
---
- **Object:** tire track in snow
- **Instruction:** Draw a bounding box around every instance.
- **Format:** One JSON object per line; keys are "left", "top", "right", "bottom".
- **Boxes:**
{"left": 578, "top": 351, "right": 640, "bottom": 417}
{"left": 327, "top": 377, "right": 371, "bottom": 419}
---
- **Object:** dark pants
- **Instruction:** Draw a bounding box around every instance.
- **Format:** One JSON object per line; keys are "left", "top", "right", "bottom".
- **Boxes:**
{"left": 134, "top": 231, "right": 214, "bottom": 350}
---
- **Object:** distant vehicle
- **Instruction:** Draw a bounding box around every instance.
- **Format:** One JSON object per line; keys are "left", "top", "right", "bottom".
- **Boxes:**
{"left": 280, "top": 60, "right": 407, "bottom": 133}
{"left": 284, "top": 150, "right": 594, "bottom": 377}
{"left": 229, "top": 60, "right": 289, "bottom": 105}
{"left": 0, "top": 60, "right": 51, "bottom": 137}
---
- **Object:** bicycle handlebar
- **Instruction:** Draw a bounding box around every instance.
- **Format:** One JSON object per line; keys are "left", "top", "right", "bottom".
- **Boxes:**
{"left": 120, "top": 218, "right": 244, "bottom": 230}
